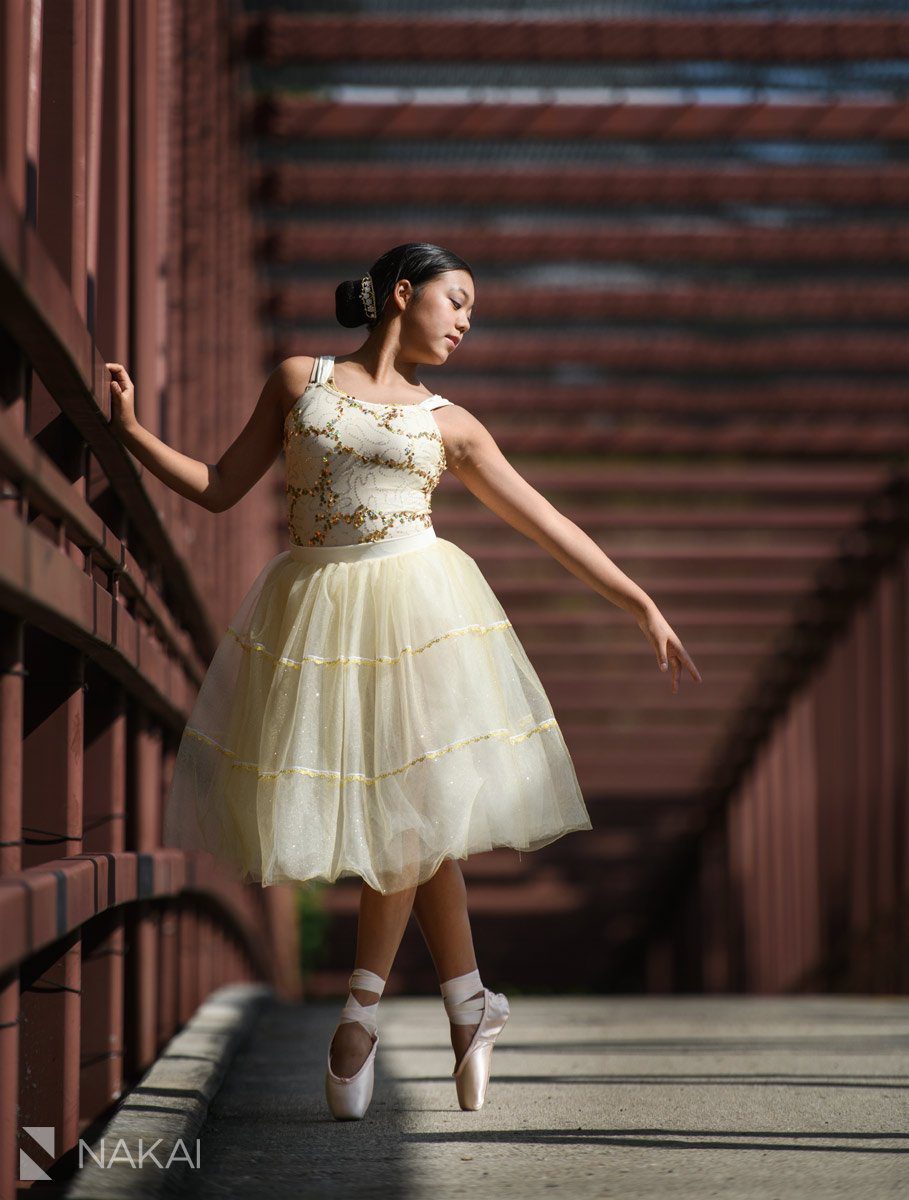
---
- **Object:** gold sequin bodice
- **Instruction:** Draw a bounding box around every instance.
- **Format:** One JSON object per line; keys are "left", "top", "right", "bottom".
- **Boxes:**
{"left": 282, "top": 354, "right": 454, "bottom": 548}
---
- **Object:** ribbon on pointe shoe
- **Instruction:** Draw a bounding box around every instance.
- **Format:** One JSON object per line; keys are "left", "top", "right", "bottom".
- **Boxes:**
{"left": 337, "top": 967, "right": 386, "bottom": 1038}
{"left": 440, "top": 968, "right": 487, "bottom": 1025}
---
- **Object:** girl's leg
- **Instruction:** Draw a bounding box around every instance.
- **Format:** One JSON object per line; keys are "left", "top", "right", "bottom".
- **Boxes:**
{"left": 330, "top": 879, "right": 417, "bottom": 1077}
{"left": 411, "top": 858, "right": 484, "bottom": 1068}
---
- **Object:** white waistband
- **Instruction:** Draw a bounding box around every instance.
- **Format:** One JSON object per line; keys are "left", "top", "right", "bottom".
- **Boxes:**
{"left": 288, "top": 524, "right": 437, "bottom": 564}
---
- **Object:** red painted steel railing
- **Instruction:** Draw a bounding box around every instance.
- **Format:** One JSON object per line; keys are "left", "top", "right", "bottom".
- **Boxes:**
{"left": 626, "top": 489, "right": 909, "bottom": 995}
{"left": 0, "top": 3, "right": 300, "bottom": 1197}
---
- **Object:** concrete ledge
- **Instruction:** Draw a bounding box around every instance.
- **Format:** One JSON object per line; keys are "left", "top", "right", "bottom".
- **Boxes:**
{"left": 64, "top": 981, "right": 273, "bottom": 1199}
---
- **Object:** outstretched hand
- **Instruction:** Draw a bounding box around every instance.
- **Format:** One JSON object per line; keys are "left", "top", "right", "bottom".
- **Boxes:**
{"left": 635, "top": 605, "right": 702, "bottom": 695}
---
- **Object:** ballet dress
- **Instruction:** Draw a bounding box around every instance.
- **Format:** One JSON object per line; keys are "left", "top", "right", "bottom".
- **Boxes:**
{"left": 163, "top": 354, "right": 593, "bottom": 894}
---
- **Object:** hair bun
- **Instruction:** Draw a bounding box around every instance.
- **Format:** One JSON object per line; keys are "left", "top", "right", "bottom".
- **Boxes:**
{"left": 335, "top": 279, "right": 368, "bottom": 328}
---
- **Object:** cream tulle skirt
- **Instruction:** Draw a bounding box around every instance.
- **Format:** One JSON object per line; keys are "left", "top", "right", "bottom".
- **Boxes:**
{"left": 163, "top": 525, "right": 592, "bottom": 894}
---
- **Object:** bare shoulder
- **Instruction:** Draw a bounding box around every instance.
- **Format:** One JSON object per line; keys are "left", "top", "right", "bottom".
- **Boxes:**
{"left": 433, "top": 402, "right": 490, "bottom": 469}
{"left": 268, "top": 355, "right": 318, "bottom": 422}
{"left": 436, "top": 401, "right": 482, "bottom": 432}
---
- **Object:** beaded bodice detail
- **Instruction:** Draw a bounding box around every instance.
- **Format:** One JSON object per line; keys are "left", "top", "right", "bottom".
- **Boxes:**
{"left": 282, "top": 355, "right": 454, "bottom": 548}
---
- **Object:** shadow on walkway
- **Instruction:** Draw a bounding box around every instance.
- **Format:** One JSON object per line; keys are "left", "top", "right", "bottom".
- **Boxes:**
{"left": 176, "top": 994, "right": 909, "bottom": 1200}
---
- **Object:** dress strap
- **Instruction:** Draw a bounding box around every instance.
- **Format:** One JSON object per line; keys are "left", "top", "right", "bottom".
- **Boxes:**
{"left": 314, "top": 358, "right": 448, "bottom": 408}
{"left": 312, "top": 354, "right": 333, "bottom": 385}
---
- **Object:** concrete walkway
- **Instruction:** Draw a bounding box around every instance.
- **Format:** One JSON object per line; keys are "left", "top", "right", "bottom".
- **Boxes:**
{"left": 81, "top": 992, "right": 909, "bottom": 1199}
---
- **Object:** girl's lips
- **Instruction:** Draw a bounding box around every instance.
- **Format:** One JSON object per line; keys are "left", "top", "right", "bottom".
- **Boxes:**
{"left": 445, "top": 335, "right": 459, "bottom": 347}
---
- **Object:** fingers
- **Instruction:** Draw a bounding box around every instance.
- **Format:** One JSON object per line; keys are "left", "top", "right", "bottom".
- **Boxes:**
{"left": 106, "top": 363, "right": 132, "bottom": 395}
{"left": 667, "top": 652, "right": 679, "bottom": 693}
{"left": 677, "top": 643, "right": 701, "bottom": 683}
{"left": 652, "top": 624, "right": 700, "bottom": 691}
{"left": 662, "top": 640, "right": 702, "bottom": 693}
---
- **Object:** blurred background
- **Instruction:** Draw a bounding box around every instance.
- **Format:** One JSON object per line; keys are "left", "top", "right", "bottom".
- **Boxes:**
{"left": 1, "top": 0, "right": 908, "bottom": 1189}
{"left": 241, "top": 0, "right": 909, "bottom": 1000}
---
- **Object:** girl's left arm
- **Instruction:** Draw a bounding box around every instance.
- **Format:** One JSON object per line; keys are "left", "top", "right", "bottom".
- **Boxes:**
{"left": 441, "top": 407, "right": 702, "bottom": 693}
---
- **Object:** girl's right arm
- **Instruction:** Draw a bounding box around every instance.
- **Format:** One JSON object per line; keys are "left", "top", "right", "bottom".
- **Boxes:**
{"left": 105, "top": 360, "right": 296, "bottom": 512}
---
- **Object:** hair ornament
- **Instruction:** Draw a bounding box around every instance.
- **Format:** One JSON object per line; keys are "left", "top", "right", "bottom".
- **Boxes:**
{"left": 359, "top": 273, "right": 377, "bottom": 320}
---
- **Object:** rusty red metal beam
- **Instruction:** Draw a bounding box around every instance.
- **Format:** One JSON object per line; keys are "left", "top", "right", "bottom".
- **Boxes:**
{"left": 0, "top": 505, "right": 200, "bottom": 724}
{"left": 247, "top": 94, "right": 909, "bottom": 143}
{"left": 0, "top": 849, "right": 271, "bottom": 979}
{"left": 435, "top": 462, "right": 889, "bottom": 494}
{"left": 439, "top": 505, "right": 862, "bottom": 531}
{"left": 259, "top": 367, "right": 909, "bottom": 419}
{"left": 463, "top": 540, "right": 842, "bottom": 566}
{"left": 0, "top": 409, "right": 206, "bottom": 690}
{"left": 240, "top": 15, "right": 909, "bottom": 65}
{"left": 275, "top": 329, "right": 909, "bottom": 372}
{"left": 0, "top": 179, "right": 219, "bottom": 660}
{"left": 451, "top": 423, "right": 909, "bottom": 458}
{"left": 259, "top": 222, "right": 909, "bottom": 265}
{"left": 268, "top": 278, "right": 909, "bottom": 325}
{"left": 254, "top": 163, "right": 909, "bottom": 210}
{"left": 501, "top": 607, "right": 811, "bottom": 630}
{"left": 478, "top": 575, "right": 815, "bottom": 600}
{"left": 293, "top": 329, "right": 909, "bottom": 369}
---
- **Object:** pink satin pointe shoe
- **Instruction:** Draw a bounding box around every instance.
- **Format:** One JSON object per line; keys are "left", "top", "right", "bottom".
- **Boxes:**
{"left": 441, "top": 967, "right": 510, "bottom": 1111}
{"left": 325, "top": 967, "right": 386, "bottom": 1120}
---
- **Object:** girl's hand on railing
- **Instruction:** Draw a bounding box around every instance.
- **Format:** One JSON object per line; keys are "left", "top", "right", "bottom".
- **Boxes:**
{"left": 106, "top": 362, "right": 139, "bottom": 436}
{"left": 635, "top": 603, "right": 702, "bottom": 695}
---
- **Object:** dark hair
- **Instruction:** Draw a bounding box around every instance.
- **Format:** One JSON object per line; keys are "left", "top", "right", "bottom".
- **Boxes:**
{"left": 335, "top": 243, "right": 474, "bottom": 331}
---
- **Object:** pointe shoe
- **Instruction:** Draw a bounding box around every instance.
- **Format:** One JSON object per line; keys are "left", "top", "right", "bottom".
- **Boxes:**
{"left": 441, "top": 968, "right": 510, "bottom": 1112}
{"left": 325, "top": 967, "right": 386, "bottom": 1120}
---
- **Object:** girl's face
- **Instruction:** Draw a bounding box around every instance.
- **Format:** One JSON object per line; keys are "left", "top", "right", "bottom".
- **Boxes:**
{"left": 396, "top": 269, "right": 475, "bottom": 364}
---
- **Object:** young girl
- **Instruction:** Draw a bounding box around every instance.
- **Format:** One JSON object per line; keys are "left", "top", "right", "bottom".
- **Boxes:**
{"left": 106, "top": 242, "right": 701, "bottom": 1122}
